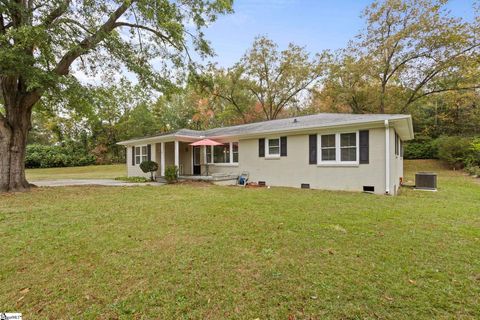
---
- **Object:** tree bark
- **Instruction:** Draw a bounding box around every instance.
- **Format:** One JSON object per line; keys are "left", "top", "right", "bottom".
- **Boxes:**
{"left": 0, "top": 105, "right": 32, "bottom": 192}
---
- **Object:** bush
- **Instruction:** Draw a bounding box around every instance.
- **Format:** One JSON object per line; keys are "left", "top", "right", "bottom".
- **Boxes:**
{"left": 25, "top": 144, "right": 96, "bottom": 168}
{"left": 465, "top": 166, "right": 480, "bottom": 177}
{"left": 435, "top": 136, "right": 474, "bottom": 169}
{"left": 468, "top": 137, "right": 480, "bottom": 167}
{"left": 403, "top": 138, "right": 438, "bottom": 159}
{"left": 164, "top": 165, "right": 178, "bottom": 184}
{"left": 139, "top": 161, "right": 159, "bottom": 181}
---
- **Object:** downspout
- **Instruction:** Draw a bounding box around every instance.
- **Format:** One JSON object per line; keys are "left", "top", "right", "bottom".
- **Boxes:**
{"left": 385, "top": 120, "right": 390, "bottom": 195}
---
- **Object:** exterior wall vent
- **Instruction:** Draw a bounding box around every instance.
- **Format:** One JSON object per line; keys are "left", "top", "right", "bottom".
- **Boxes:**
{"left": 415, "top": 172, "right": 437, "bottom": 191}
{"left": 301, "top": 183, "right": 310, "bottom": 189}
{"left": 258, "top": 181, "right": 266, "bottom": 187}
{"left": 363, "top": 186, "right": 375, "bottom": 193}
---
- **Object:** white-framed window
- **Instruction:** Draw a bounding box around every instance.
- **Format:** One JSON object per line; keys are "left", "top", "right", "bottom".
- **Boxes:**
{"left": 318, "top": 131, "right": 359, "bottom": 165}
{"left": 395, "top": 132, "right": 402, "bottom": 157}
{"left": 267, "top": 138, "right": 280, "bottom": 157}
{"left": 340, "top": 132, "right": 357, "bottom": 161}
{"left": 205, "top": 142, "right": 239, "bottom": 164}
{"left": 206, "top": 146, "right": 212, "bottom": 163}
{"left": 214, "top": 144, "right": 230, "bottom": 163}
{"left": 135, "top": 145, "right": 148, "bottom": 165}
{"left": 321, "top": 134, "right": 336, "bottom": 161}
{"left": 232, "top": 142, "right": 239, "bottom": 163}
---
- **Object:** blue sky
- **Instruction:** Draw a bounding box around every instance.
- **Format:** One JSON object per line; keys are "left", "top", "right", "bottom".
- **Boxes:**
{"left": 204, "top": 0, "right": 475, "bottom": 67}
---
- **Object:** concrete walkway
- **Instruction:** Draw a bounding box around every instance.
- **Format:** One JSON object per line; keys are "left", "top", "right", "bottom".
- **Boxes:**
{"left": 32, "top": 179, "right": 164, "bottom": 187}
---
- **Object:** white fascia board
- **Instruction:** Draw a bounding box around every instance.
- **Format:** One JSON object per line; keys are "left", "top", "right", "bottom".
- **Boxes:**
{"left": 117, "top": 134, "right": 202, "bottom": 146}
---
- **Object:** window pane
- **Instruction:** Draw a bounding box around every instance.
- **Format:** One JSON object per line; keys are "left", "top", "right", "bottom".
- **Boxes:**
{"left": 226, "top": 145, "right": 230, "bottom": 162}
{"left": 214, "top": 144, "right": 229, "bottom": 163}
{"left": 321, "top": 148, "right": 336, "bottom": 161}
{"left": 269, "top": 146, "right": 280, "bottom": 155}
{"left": 206, "top": 146, "right": 212, "bottom": 163}
{"left": 341, "top": 147, "right": 356, "bottom": 161}
{"left": 268, "top": 139, "right": 279, "bottom": 147}
{"left": 232, "top": 142, "right": 239, "bottom": 163}
{"left": 321, "top": 134, "right": 335, "bottom": 148}
{"left": 135, "top": 156, "right": 141, "bottom": 164}
{"left": 340, "top": 133, "right": 356, "bottom": 147}
{"left": 142, "top": 146, "right": 147, "bottom": 154}
{"left": 268, "top": 139, "right": 280, "bottom": 155}
{"left": 135, "top": 146, "right": 141, "bottom": 154}
{"left": 142, "top": 155, "right": 147, "bottom": 163}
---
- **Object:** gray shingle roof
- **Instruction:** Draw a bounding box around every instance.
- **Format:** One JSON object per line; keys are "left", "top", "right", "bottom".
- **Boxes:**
{"left": 118, "top": 113, "right": 412, "bottom": 145}
{"left": 202, "top": 113, "right": 409, "bottom": 137}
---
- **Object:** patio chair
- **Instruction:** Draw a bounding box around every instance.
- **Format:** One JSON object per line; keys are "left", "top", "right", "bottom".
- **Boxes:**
{"left": 237, "top": 171, "right": 249, "bottom": 187}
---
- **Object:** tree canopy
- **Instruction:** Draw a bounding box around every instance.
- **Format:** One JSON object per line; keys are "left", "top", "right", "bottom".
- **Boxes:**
{"left": 0, "top": 0, "right": 233, "bottom": 191}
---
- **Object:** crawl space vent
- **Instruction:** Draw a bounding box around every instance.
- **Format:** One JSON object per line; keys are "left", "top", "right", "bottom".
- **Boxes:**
{"left": 363, "top": 186, "right": 375, "bottom": 193}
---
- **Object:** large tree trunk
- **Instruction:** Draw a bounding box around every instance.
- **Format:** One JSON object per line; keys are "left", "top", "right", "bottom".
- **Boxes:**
{"left": 0, "top": 103, "right": 33, "bottom": 192}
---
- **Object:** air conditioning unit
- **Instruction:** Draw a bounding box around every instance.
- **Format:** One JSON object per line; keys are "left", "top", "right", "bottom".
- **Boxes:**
{"left": 415, "top": 172, "right": 437, "bottom": 191}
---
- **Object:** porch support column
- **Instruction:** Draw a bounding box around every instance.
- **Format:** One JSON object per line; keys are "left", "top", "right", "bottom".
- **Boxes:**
{"left": 160, "top": 142, "right": 165, "bottom": 177}
{"left": 174, "top": 140, "right": 179, "bottom": 169}
{"left": 229, "top": 142, "right": 233, "bottom": 164}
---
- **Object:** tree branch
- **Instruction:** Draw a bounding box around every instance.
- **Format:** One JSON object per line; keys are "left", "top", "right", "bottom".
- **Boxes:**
{"left": 113, "top": 21, "right": 180, "bottom": 50}
{"left": 20, "top": 1, "right": 133, "bottom": 111}
{"left": 401, "top": 42, "right": 480, "bottom": 112}
{"left": 249, "top": 87, "right": 269, "bottom": 119}
{"left": 56, "top": 17, "right": 95, "bottom": 35}
{"left": 274, "top": 76, "right": 318, "bottom": 117}
{"left": 43, "top": 0, "right": 71, "bottom": 27}
{"left": 53, "top": 1, "right": 133, "bottom": 77}
{"left": 403, "top": 85, "right": 480, "bottom": 111}
{"left": 0, "top": 13, "right": 4, "bottom": 34}
{"left": 385, "top": 52, "right": 427, "bottom": 83}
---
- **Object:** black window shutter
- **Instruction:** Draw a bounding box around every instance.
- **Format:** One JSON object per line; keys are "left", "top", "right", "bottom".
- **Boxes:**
{"left": 131, "top": 146, "right": 135, "bottom": 165}
{"left": 147, "top": 144, "right": 152, "bottom": 161}
{"left": 259, "top": 138, "right": 265, "bottom": 157}
{"left": 359, "top": 130, "right": 369, "bottom": 164}
{"left": 280, "top": 136, "right": 287, "bottom": 156}
{"left": 309, "top": 134, "right": 317, "bottom": 164}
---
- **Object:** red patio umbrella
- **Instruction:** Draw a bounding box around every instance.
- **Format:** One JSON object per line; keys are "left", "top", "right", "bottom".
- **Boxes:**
{"left": 189, "top": 139, "right": 223, "bottom": 175}
{"left": 189, "top": 138, "right": 223, "bottom": 146}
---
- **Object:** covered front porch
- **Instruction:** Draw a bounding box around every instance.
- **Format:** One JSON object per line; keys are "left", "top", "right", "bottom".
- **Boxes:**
{"left": 150, "top": 138, "right": 239, "bottom": 180}
{"left": 153, "top": 140, "right": 195, "bottom": 177}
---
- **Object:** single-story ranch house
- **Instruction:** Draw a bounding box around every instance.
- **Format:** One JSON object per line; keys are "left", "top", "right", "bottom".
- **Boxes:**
{"left": 118, "top": 113, "right": 414, "bottom": 195}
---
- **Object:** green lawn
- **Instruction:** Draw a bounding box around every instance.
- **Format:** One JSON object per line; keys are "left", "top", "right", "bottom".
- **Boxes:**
{"left": 1, "top": 160, "right": 479, "bottom": 319}
{"left": 26, "top": 164, "right": 126, "bottom": 181}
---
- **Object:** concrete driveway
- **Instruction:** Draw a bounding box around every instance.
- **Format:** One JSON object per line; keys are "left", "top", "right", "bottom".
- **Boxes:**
{"left": 32, "top": 179, "right": 164, "bottom": 187}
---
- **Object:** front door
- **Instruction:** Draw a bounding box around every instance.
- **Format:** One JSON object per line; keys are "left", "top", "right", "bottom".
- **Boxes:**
{"left": 193, "top": 146, "right": 201, "bottom": 175}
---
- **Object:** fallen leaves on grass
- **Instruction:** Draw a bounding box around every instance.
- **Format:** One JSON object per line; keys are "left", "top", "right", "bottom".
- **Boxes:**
{"left": 19, "top": 288, "right": 30, "bottom": 294}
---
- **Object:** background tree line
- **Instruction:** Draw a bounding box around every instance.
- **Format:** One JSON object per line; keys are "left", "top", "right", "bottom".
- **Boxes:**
{"left": 26, "top": 0, "right": 480, "bottom": 170}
